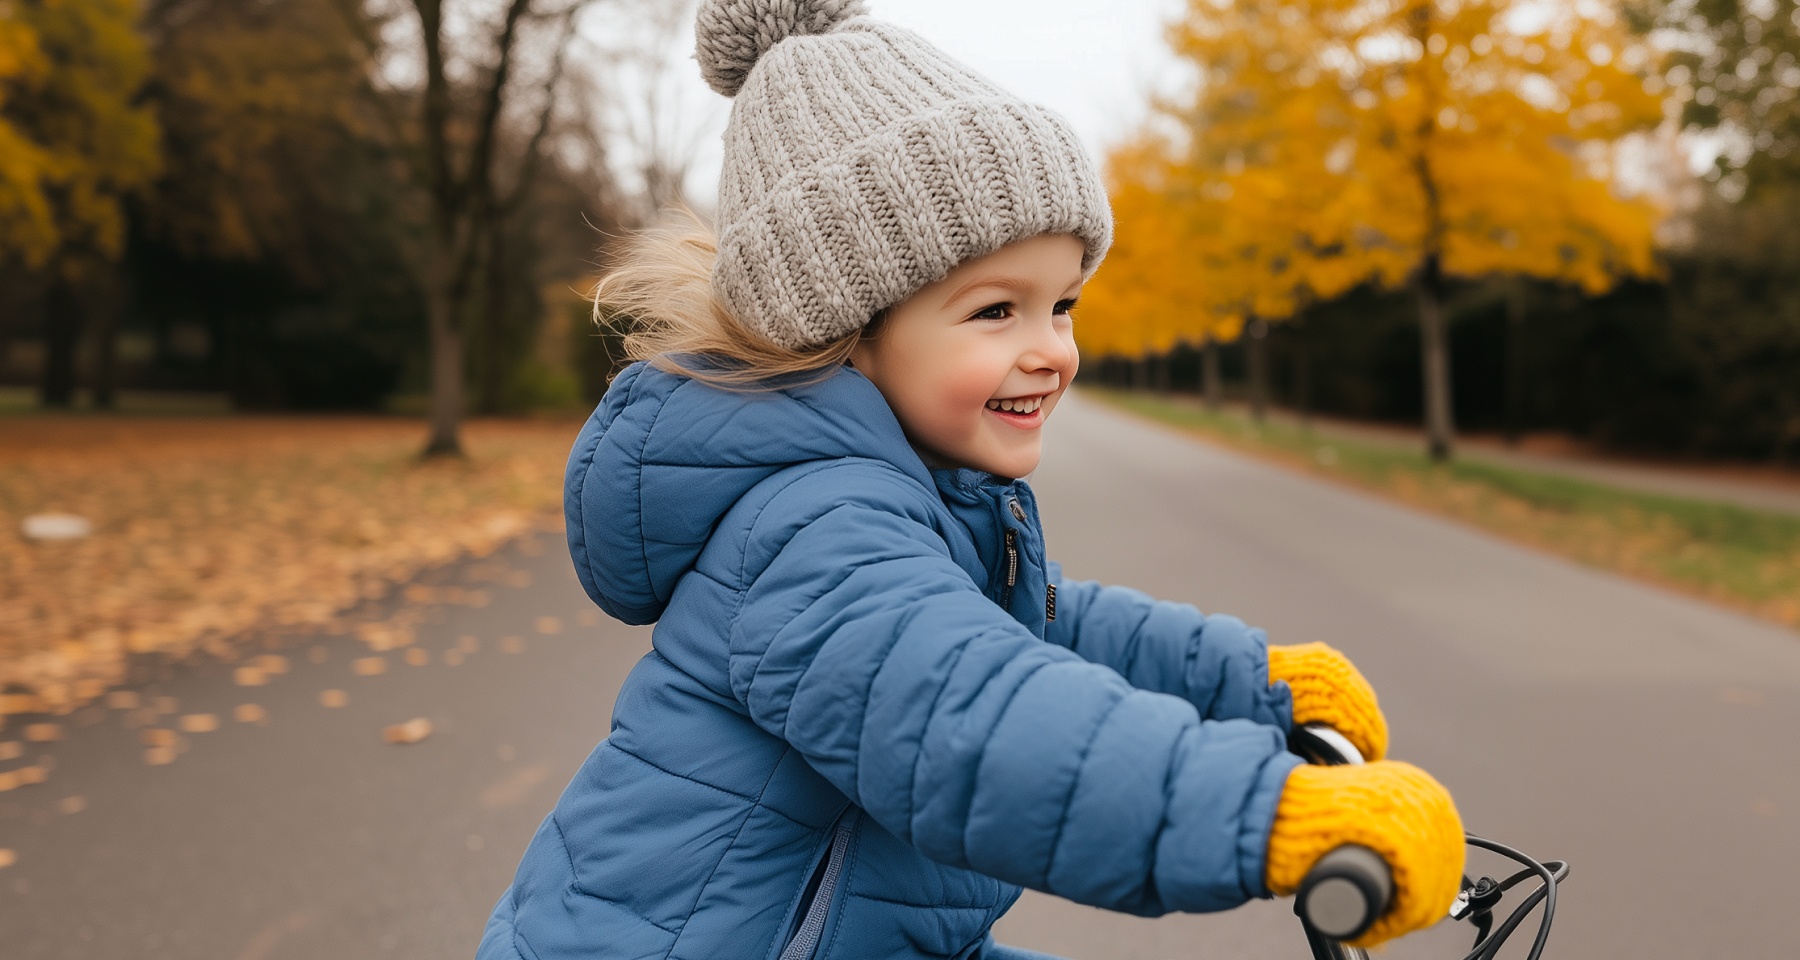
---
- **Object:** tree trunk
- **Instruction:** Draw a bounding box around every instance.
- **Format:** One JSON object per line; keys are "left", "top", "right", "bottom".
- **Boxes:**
{"left": 1247, "top": 319, "right": 1269, "bottom": 422}
{"left": 1131, "top": 356, "right": 1150, "bottom": 390}
{"left": 476, "top": 228, "right": 510, "bottom": 415}
{"left": 1150, "top": 352, "right": 1170, "bottom": 393}
{"left": 1294, "top": 317, "right": 1312, "bottom": 429}
{"left": 91, "top": 296, "right": 121, "bottom": 410}
{"left": 41, "top": 277, "right": 82, "bottom": 408}
{"left": 423, "top": 244, "right": 465, "bottom": 457}
{"left": 1202, "top": 338, "right": 1222, "bottom": 411}
{"left": 1416, "top": 254, "right": 1456, "bottom": 461}
{"left": 1503, "top": 280, "right": 1525, "bottom": 447}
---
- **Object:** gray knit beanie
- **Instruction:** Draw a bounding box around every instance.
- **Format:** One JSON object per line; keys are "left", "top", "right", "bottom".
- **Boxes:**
{"left": 695, "top": 0, "right": 1113, "bottom": 349}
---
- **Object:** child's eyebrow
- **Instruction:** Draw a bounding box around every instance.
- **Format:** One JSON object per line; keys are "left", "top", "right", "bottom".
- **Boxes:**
{"left": 941, "top": 275, "right": 1082, "bottom": 307}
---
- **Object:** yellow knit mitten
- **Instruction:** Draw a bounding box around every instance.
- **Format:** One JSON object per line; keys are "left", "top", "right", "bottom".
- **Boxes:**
{"left": 1265, "top": 762, "right": 1465, "bottom": 947}
{"left": 1268, "top": 642, "right": 1388, "bottom": 761}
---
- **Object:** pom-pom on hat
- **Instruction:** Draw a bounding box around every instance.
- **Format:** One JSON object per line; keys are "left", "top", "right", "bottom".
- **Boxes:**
{"left": 694, "top": 0, "right": 1114, "bottom": 349}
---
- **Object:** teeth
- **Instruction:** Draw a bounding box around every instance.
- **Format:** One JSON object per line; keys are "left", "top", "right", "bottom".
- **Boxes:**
{"left": 985, "top": 396, "right": 1043, "bottom": 414}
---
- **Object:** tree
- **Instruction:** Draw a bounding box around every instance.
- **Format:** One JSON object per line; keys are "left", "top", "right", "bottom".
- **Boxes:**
{"left": 1115, "top": 0, "right": 1665, "bottom": 459}
{"left": 327, "top": 0, "right": 594, "bottom": 456}
{"left": 0, "top": 0, "right": 161, "bottom": 407}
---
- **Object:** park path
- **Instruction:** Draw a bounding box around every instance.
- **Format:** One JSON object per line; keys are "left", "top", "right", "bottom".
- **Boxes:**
{"left": 3, "top": 393, "right": 1798, "bottom": 959}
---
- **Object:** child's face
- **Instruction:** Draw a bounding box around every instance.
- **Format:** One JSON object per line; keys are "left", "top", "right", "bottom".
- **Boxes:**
{"left": 849, "top": 233, "right": 1084, "bottom": 479}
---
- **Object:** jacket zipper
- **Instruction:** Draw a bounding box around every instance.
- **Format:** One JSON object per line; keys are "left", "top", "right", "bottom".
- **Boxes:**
{"left": 778, "top": 815, "right": 855, "bottom": 960}
{"left": 1045, "top": 582, "right": 1056, "bottom": 622}
{"left": 1000, "top": 528, "right": 1018, "bottom": 611}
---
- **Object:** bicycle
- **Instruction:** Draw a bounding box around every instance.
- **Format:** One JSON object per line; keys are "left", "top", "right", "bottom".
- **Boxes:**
{"left": 1287, "top": 725, "right": 1569, "bottom": 960}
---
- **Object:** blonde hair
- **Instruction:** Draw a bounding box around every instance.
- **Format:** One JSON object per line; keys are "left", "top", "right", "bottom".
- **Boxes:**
{"left": 595, "top": 209, "right": 870, "bottom": 389}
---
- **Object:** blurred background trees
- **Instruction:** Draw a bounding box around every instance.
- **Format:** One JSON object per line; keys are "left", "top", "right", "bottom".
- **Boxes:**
{"left": 0, "top": 0, "right": 651, "bottom": 437}
{"left": 1081, "top": 0, "right": 1800, "bottom": 462}
{"left": 3, "top": 0, "right": 1800, "bottom": 464}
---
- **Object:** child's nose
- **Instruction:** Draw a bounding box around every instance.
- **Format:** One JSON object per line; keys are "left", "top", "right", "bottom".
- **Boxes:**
{"left": 1021, "top": 318, "right": 1075, "bottom": 372}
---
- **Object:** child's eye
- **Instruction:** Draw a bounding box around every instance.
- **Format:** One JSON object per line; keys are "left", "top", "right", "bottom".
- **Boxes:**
{"left": 971, "top": 303, "right": 1012, "bottom": 321}
{"left": 1054, "top": 298, "right": 1079, "bottom": 316}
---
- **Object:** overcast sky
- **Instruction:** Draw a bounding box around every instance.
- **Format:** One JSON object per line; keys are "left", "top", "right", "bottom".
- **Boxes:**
{"left": 639, "top": 0, "right": 1191, "bottom": 205}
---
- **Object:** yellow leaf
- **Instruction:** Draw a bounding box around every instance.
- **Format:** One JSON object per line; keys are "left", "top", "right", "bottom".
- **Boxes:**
{"left": 178, "top": 713, "right": 219, "bottom": 733}
{"left": 382, "top": 717, "right": 432, "bottom": 744}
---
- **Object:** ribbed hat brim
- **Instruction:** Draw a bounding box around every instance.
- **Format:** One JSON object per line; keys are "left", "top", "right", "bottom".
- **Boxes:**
{"left": 714, "top": 98, "right": 1113, "bottom": 349}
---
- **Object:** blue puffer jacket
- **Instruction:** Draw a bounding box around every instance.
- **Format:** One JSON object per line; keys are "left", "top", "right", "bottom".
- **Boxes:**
{"left": 479, "top": 363, "right": 1303, "bottom": 960}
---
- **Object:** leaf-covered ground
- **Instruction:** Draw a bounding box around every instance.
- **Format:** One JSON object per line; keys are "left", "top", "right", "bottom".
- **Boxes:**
{"left": 0, "top": 417, "right": 580, "bottom": 720}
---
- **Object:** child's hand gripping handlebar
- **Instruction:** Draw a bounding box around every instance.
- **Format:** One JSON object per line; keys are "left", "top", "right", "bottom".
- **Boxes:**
{"left": 1283, "top": 724, "right": 1571, "bottom": 960}
{"left": 1287, "top": 726, "right": 1392, "bottom": 942}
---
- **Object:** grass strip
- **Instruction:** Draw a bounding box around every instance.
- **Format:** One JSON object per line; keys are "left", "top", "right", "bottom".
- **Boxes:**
{"left": 1091, "top": 389, "right": 1800, "bottom": 631}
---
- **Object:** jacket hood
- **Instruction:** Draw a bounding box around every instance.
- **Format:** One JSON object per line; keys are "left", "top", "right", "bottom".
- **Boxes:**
{"left": 564, "top": 361, "right": 933, "bottom": 625}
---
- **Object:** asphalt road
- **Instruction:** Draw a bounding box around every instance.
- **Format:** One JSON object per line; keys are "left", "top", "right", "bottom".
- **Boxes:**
{"left": 4, "top": 391, "right": 1798, "bottom": 959}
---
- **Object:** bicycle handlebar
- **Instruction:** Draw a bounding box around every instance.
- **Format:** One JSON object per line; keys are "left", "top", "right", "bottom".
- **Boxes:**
{"left": 1287, "top": 725, "right": 1393, "bottom": 943}
{"left": 1296, "top": 844, "right": 1394, "bottom": 941}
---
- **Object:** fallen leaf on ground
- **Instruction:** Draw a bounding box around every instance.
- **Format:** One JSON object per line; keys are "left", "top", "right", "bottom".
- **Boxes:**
{"left": 383, "top": 718, "right": 433, "bottom": 744}
{"left": 23, "top": 723, "right": 61, "bottom": 742}
{"left": 58, "top": 795, "right": 85, "bottom": 814}
{"left": 0, "top": 694, "right": 46, "bottom": 714}
{"left": 234, "top": 704, "right": 267, "bottom": 723}
{"left": 404, "top": 648, "right": 429, "bottom": 666}
{"left": 0, "top": 741, "right": 20, "bottom": 760}
{"left": 353, "top": 657, "right": 386, "bottom": 676}
{"left": 252, "top": 654, "right": 289, "bottom": 675}
{"left": 105, "top": 691, "right": 139, "bottom": 709}
{"left": 0, "top": 771, "right": 18, "bottom": 791}
{"left": 179, "top": 713, "right": 219, "bottom": 733}
{"left": 457, "top": 635, "right": 479, "bottom": 653}
{"left": 0, "top": 849, "right": 14, "bottom": 868}
{"left": 144, "top": 746, "right": 176, "bottom": 765}
{"left": 234, "top": 666, "right": 267, "bottom": 686}
{"left": 500, "top": 636, "right": 525, "bottom": 654}
{"left": 16, "top": 765, "right": 46, "bottom": 785}
{"left": 534, "top": 617, "right": 562, "bottom": 635}
{"left": 479, "top": 763, "right": 549, "bottom": 809}
{"left": 319, "top": 689, "right": 348, "bottom": 708}
{"left": 140, "top": 728, "right": 180, "bottom": 747}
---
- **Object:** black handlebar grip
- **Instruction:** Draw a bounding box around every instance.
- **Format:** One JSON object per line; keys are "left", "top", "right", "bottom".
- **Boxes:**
{"left": 1295, "top": 844, "right": 1394, "bottom": 942}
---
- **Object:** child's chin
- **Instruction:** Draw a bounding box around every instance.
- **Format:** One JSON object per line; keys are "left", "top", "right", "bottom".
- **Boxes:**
{"left": 973, "top": 447, "right": 1041, "bottom": 480}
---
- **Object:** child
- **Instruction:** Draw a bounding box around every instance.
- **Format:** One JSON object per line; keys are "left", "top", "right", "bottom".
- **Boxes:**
{"left": 478, "top": 2, "right": 1464, "bottom": 958}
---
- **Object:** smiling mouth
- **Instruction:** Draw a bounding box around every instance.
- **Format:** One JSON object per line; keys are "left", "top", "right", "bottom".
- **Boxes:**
{"left": 985, "top": 395, "right": 1046, "bottom": 415}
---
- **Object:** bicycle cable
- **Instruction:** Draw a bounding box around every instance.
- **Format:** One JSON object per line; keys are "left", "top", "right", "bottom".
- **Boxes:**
{"left": 1458, "top": 836, "right": 1568, "bottom": 960}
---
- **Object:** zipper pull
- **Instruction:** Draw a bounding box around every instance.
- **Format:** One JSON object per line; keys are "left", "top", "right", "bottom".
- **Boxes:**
{"left": 1004, "top": 529, "right": 1018, "bottom": 587}
{"left": 1045, "top": 583, "right": 1056, "bottom": 622}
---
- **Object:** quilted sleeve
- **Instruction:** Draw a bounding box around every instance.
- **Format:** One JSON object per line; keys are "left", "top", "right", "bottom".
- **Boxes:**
{"left": 728, "top": 468, "right": 1302, "bottom": 916}
{"left": 1044, "top": 565, "right": 1292, "bottom": 730}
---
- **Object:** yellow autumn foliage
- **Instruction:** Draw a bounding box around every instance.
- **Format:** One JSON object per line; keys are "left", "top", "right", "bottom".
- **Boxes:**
{"left": 0, "top": 0, "right": 160, "bottom": 269}
{"left": 1080, "top": 0, "right": 1665, "bottom": 361}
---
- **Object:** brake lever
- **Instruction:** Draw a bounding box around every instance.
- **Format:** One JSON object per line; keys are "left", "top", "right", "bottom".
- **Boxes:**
{"left": 1449, "top": 876, "right": 1502, "bottom": 945}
